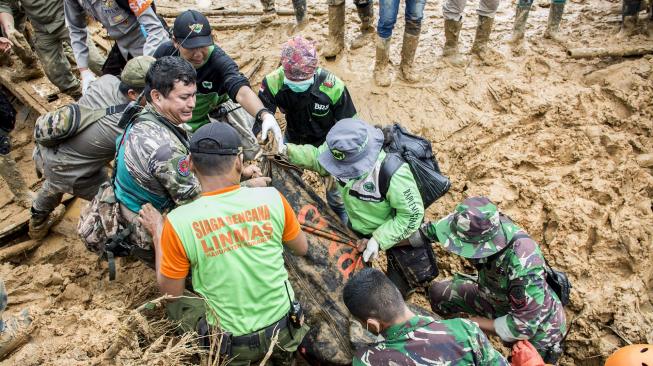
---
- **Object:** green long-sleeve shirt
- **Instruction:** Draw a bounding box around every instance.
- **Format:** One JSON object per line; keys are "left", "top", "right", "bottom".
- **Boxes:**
{"left": 287, "top": 143, "right": 424, "bottom": 249}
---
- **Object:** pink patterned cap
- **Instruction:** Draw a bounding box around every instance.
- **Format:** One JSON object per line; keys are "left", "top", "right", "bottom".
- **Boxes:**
{"left": 281, "top": 36, "right": 318, "bottom": 81}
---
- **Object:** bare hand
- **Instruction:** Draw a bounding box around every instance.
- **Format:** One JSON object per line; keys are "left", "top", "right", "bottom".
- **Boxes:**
{"left": 242, "top": 164, "right": 262, "bottom": 179}
{"left": 241, "top": 176, "right": 271, "bottom": 188}
{"left": 138, "top": 203, "right": 164, "bottom": 237}
{"left": 0, "top": 37, "right": 12, "bottom": 53}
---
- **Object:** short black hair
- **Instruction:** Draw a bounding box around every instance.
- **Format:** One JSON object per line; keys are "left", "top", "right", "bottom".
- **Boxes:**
{"left": 118, "top": 81, "right": 144, "bottom": 97}
{"left": 342, "top": 268, "right": 405, "bottom": 323}
{"left": 144, "top": 56, "right": 196, "bottom": 103}
{"left": 190, "top": 139, "right": 238, "bottom": 177}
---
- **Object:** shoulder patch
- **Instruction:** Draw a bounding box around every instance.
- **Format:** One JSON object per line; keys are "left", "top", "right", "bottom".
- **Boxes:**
{"left": 322, "top": 73, "right": 336, "bottom": 88}
{"left": 128, "top": 0, "right": 153, "bottom": 16}
{"left": 176, "top": 156, "right": 191, "bottom": 177}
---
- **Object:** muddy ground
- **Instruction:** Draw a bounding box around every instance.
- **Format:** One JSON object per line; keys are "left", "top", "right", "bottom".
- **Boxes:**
{"left": 0, "top": 0, "right": 651, "bottom": 364}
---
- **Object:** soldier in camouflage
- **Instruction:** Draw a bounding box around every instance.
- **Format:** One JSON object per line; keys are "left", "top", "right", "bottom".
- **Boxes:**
{"left": 0, "top": 0, "right": 84, "bottom": 96}
{"left": 343, "top": 267, "right": 509, "bottom": 365}
{"left": 114, "top": 56, "right": 265, "bottom": 253}
{"left": 417, "top": 196, "right": 567, "bottom": 363}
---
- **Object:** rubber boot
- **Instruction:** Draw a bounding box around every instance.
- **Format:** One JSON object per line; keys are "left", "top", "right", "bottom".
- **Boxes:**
{"left": 322, "top": 3, "right": 346, "bottom": 57}
{"left": 62, "top": 84, "right": 83, "bottom": 100}
{"left": 442, "top": 19, "right": 465, "bottom": 67}
{"left": 471, "top": 15, "right": 494, "bottom": 54}
{"left": 259, "top": 0, "right": 277, "bottom": 23}
{"left": 0, "top": 309, "right": 31, "bottom": 359}
{"left": 373, "top": 35, "right": 392, "bottom": 87}
{"left": 544, "top": 2, "right": 566, "bottom": 42}
{"left": 508, "top": 6, "right": 531, "bottom": 46}
{"left": 399, "top": 32, "right": 420, "bottom": 83}
{"left": 350, "top": 3, "right": 375, "bottom": 49}
{"left": 618, "top": 15, "right": 639, "bottom": 37}
{"left": 0, "top": 154, "right": 31, "bottom": 208}
{"left": 28, "top": 204, "right": 65, "bottom": 240}
{"left": 290, "top": 0, "right": 308, "bottom": 32}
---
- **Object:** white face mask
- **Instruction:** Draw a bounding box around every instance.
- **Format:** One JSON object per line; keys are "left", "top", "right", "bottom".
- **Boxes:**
{"left": 283, "top": 76, "right": 314, "bottom": 93}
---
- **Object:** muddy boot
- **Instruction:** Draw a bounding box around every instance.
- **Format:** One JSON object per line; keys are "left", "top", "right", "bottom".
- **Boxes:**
{"left": 0, "top": 52, "right": 12, "bottom": 67}
{"left": 62, "top": 83, "right": 82, "bottom": 100}
{"left": 351, "top": 3, "right": 375, "bottom": 50}
{"left": 7, "top": 31, "right": 38, "bottom": 68}
{"left": 0, "top": 154, "right": 32, "bottom": 208}
{"left": 322, "top": 3, "right": 346, "bottom": 57}
{"left": 373, "top": 35, "right": 392, "bottom": 87}
{"left": 10, "top": 66, "right": 44, "bottom": 83}
{"left": 28, "top": 204, "right": 65, "bottom": 240}
{"left": 442, "top": 19, "right": 465, "bottom": 67}
{"left": 259, "top": 0, "right": 277, "bottom": 23}
{"left": 0, "top": 309, "right": 32, "bottom": 359}
{"left": 399, "top": 32, "right": 420, "bottom": 83}
{"left": 471, "top": 15, "right": 502, "bottom": 64}
{"left": 618, "top": 15, "right": 639, "bottom": 37}
{"left": 508, "top": 5, "right": 531, "bottom": 48}
{"left": 544, "top": 1, "right": 566, "bottom": 42}
{"left": 290, "top": 0, "right": 308, "bottom": 30}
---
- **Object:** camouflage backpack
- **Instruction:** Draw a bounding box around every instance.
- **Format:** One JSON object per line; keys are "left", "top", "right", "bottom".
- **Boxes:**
{"left": 34, "top": 103, "right": 128, "bottom": 147}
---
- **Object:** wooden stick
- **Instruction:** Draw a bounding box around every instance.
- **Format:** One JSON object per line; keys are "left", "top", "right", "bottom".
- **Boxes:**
{"left": 0, "top": 240, "right": 40, "bottom": 261}
{"left": 567, "top": 45, "right": 653, "bottom": 59}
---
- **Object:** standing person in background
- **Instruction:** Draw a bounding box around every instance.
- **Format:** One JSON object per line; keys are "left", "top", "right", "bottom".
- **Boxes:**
{"left": 64, "top": 0, "right": 169, "bottom": 92}
{"left": 321, "top": 0, "right": 375, "bottom": 57}
{"left": 373, "top": 0, "right": 423, "bottom": 86}
{"left": 508, "top": 0, "right": 566, "bottom": 47}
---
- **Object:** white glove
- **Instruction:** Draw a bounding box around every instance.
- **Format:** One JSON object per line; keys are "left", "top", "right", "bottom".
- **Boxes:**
{"left": 80, "top": 69, "right": 96, "bottom": 94}
{"left": 363, "top": 237, "right": 380, "bottom": 262}
{"left": 261, "top": 113, "right": 284, "bottom": 153}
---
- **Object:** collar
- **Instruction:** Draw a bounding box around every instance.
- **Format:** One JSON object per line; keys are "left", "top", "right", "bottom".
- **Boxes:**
{"left": 201, "top": 185, "right": 240, "bottom": 197}
{"left": 381, "top": 315, "right": 435, "bottom": 341}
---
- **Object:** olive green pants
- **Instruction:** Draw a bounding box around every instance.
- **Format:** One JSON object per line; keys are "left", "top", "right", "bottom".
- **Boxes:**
{"left": 166, "top": 295, "right": 309, "bottom": 365}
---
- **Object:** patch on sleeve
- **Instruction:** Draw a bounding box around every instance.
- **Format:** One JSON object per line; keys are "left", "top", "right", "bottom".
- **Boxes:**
{"left": 128, "top": 0, "right": 153, "bottom": 16}
{"left": 176, "top": 156, "right": 191, "bottom": 177}
{"left": 509, "top": 284, "right": 527, "bottom": 310}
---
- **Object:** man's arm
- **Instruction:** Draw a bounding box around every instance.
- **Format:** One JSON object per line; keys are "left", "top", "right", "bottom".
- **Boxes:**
{"left": 64, "top": 0, "right": 90, "bottom": 70}
{"left": 279, "top": 192, "right": 308, "bottom": 256}
{"left": 136, "top": 6, "right": 169, "bottom": 56}
{"left": 372, "top": 163, "right": 424, "bottom": 250}
{"left": 257, "top": 77, "right": 278, "bottom": 115}
{"left": 284, "top": 231, "right": 308, "bottom": 256}
{"left": 150, "top": 143, "right": 201, "bottom": 206}
{"left": 286, "top": 142, "right": 330, "bottom": 176}
{"left": 138, "top": 205, "right": 186, "bottom": 297}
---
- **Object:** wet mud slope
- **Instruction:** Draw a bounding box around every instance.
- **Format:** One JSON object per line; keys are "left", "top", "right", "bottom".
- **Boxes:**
{"left": 0, "top": 0, "right": 651, "bottom": 364}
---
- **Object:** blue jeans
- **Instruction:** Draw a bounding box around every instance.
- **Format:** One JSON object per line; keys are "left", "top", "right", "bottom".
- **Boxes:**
{"left": 377, "top": 0, "right": 426, "bottom": 38}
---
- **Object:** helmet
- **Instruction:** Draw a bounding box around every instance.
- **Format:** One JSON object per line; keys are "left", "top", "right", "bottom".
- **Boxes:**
{"left": 605, "top": 344, "right": 653, "bottom": 366}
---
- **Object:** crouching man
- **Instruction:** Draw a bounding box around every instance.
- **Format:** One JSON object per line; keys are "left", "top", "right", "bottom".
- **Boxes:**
{"left": 343, "top": 268, "right": 510, "bottom": 365}
{"left": 138, "top": 122, "right": 310, "bottom": 365}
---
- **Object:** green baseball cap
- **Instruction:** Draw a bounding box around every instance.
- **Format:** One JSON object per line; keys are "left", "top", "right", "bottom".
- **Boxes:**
{"left": 120, "top": 56, "right": 156, "bottom": 88}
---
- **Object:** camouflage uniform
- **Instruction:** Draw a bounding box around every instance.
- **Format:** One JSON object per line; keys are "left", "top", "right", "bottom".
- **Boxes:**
{"left": 0, "top": 0, "right": 80, "bottom": 94}
{"left": 424, "top": 197, "right": 567, "bottom": 363}
{"left": 353, "top": 315, "right": 509, "bottom": 365}
{"left": 113, "top": 106, "right": 201, "bottom": 250}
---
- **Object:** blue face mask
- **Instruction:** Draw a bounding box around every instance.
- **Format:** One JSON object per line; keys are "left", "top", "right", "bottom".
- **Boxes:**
{"left": 284, "top": 76, "right": 314, "bottom": 93}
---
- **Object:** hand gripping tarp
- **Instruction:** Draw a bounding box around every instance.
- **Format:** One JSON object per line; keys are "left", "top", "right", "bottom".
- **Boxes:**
{"left": 263, "top": 156, "right": 366, "bottom": 365}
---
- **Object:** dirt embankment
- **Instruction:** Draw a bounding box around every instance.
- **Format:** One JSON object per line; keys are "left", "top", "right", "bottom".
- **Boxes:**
{"left": 0, "top": 0, "right": 651, "bottom": 364}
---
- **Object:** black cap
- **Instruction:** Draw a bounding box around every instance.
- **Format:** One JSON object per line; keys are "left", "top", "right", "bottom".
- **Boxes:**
{"left": 173, "top": 10, "right": 213, "bottom": 49}
{"left": 190, "top": 122, "right": 242, "bottom": 155}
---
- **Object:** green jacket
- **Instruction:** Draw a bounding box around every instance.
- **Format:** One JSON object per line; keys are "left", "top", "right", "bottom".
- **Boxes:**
{"left": 287, "top": 143, "right": 424, "bottom": 249}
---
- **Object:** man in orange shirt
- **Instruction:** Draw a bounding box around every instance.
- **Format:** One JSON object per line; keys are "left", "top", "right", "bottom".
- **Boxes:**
{"left": 139, "top": 122, "right": 309, "bottom": 365}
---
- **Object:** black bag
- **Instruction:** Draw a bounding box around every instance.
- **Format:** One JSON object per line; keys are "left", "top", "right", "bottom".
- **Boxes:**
{"left": 379, "top": 123, "right": 451, "bottom": 208}
{"left": 386, "top": 244, "right": 439, "bottom": 295}
{"left": 508, "top": 233, "right": 571, "bottom": 306}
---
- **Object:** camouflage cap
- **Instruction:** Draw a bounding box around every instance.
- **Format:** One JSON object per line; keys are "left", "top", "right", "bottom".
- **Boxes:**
{"left": 434, "top": 196, "right": 510, "bottom": 259}
{"left": 120, "top": 56, "right": 156, "bottom": 88}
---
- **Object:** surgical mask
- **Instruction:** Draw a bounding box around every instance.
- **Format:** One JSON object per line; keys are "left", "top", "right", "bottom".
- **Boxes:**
{"left": 284, "top": 76, "right": 314, "bottom": 93}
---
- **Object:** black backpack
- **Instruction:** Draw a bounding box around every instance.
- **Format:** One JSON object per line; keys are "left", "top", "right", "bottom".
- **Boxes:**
{"left": 379, "top": 123, "right": 451, "bottom": 208}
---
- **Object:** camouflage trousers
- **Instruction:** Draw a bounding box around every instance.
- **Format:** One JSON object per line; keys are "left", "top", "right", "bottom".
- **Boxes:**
{"left": 166, "top": 295, "right": 309, "bottom": 365}
{"left": 32, "top": 25, "right": 80, "bottom": 93}
{"left": 429, "top": 273, "right": 565, "bottom": 363}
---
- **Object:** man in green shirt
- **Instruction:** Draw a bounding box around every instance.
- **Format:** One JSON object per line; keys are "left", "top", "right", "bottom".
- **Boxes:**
{"left": 139, "top": 122, "right": 309, "bottom": 365}
{"left": 281, "top": 118, "right": 425, "bottom": 295}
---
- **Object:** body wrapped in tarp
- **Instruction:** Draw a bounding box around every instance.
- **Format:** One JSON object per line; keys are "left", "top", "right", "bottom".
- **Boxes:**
{"left": 265, "top": 157, "right": 365, "bottom": 365}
